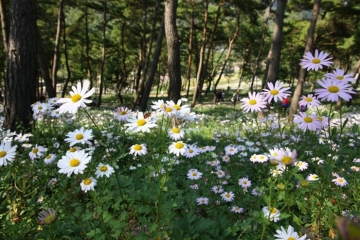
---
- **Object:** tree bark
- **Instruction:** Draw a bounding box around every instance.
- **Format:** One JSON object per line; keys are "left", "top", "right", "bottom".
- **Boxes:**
{"left": 36, "top": 30, "right": 56, "bottom": 98}
{"left": 263, "top": 0, "right": 287, "bottom": 87}
{"left": 191, "top": 0, "right": 208, "bottom": 107}
{"left": 98, "top": 0, "right": 107, "bottom": 107}
{"left": 250, "top": 0, "right": 274, "bottom": 92}
{"left": 213, "top": 8, "right": 240, "bottom": 103}
{"left": 199, "top": 0, "right": 224, "bottom": 102}
{"left": 0, "top": 0, "right": 8, "bottom": 53}
{"left": 61, "top": 7, "right": 71, "bottom": 98}
{"left": 185, "top": 0, "right": 195, "bottom": 99}
{"left": 139, "top": 15, "right": 165, "bottom": 112}
{"left": 51, "top": 0, "right": 64, "bottom": 90}
{"left": 4, "top": 0, "right": 37, "bottom": 131}
{"left": 85, "top": 1, "right": 93, "bottom": 89}
{"left": 165, "top": 0, "right": 182, "bottom": 102}
{"left": 288, "top": 0, "right": 320, "bottom": 122}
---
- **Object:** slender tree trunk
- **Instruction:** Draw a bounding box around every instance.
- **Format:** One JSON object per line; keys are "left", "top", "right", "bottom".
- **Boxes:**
{"left": 85, "top": 1, "right": 93, "bottom": 89}
{"left": 98, "top": 0, "right": 107, "bottom": 107}
{"left": 199, "top": 0, "right": 224, "bottom": 101}
{"left": 165, "top": 0, "right": 182, "bottom": 102}
{"left": 4, "top": 0, "right": 37, "bottom": 131}
{"left": 52, "top": 0, "right": 64, "bottom": 90}
{"left": 213, "top": 8, "right": 240, "bottom": 103}
{"left": 61, "top": 8, "right": 71, "bottom": 98}
{"left": 264, "top": 0, "right": 287, "bottom": 87}
{"left": 0, "top": 0, "right": 8, "bottom": 53}
{"left": 191, "top": 0, "right": 208, "bottom": 107}
{"left": 139, "top": 16, "right": 165, "bottom": 111}
{"left": 288, "top": 0, "right": 320, "bottom": 121}
{"left": 186, "top": 0, "right": 195, "bottom": 99}
{"left": 133, "top": 0, "right": 161, "bottom": 110}
{"left": 116, "top": 21, "right": 128, "bottom": 104}
{"left": 250, "top": 0, "right": 274, "bottom": 92}
{"left": 36, "top": 30, "right": 56, "bottom": 98}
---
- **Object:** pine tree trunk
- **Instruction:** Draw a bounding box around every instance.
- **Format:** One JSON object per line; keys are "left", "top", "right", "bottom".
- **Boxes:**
{"left": 51, "top": 0, "right": 64, "bottom": 90}
{"left": 165, "top": 0, "right": 182, "bottom": 102}
{"left": 98, "top": 0, "right": 107, "bottom": 107}
{"left": 139, "top": 16, "right": 165, "bottom": 112}
{"left": 288, "top": 0, "right": 320, "bottom": 122}
{"left": 61, "top": 8, "right": 71, "bottom": 98}
{"left": 4, "top": 0, "right": 37, "bottom": 131}
{"left": 264, "top": 0, "right": 287, "bottom": 85}
{"left": 191, "top": 0, "right": 208, "bottom": 107}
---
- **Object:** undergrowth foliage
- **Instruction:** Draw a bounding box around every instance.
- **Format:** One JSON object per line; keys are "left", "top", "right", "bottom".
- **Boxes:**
{"left": 0, "top": 50, "right": 360, "bottom": 240}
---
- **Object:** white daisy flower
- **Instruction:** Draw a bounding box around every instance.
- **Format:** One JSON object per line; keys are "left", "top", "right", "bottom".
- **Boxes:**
{"left": 300, "top": 49, "right": 333, "bottom": 71}
{"left": 274, "top": 225, "right": 307, "bottom": 240}
{"left": 187, "top": 169, "right": 202, "bottom": 180}
{"left": 168, "top": 141, "right": 187, "bottom": 157}
{"left": 57, "top": 79, "right": 95, "bottom": 114}
{"left": 238, "top": 177, "right": 252, "bottom": 189}
{"left": 57, "top": 150, "right": 91, "bottom": 177}
{"left": 168, "top": 127, "right": 185, "bottom": 141}
{"left": 95, "top": 163, "right": 115, "bottom": 178}
{"left": 262, "top": 206, "right": 281, "bottom": 222}
{"left": 221, "top": 191, "right": 235, "bottom": 202}
{"left": 262, "top": 81, "right": 291, "bottom": 103}
{"left": 80, "top": 177, "right": 97, "bottom": 192}
{"left": 0, "top": 141, "right": 17, "bottom": 166}
{"left": 44, "top": 153, "right": 57, "bottom": 164}
{"left": 129, "top": 144, "right": 148, "bottom": 156}
{"left": 124, "top": 112, "right": 157, "bottom": 133}
{"left": 240, "top": 92, "right": 267, "bottom": 112}
{"left": 231, "top": 206, "right": 244, "bottom": 213}
{"left": 315, "top": 78, "right": 355, "bottom": 102}
{"left": 29, "top": 144, "right": 47, "bottom": 160}
{"left": 65, "top": 127, "right": 94, "bottom": 147}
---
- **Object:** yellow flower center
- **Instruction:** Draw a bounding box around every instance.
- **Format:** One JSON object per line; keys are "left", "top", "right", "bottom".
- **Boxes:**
{"left": 328, "top": 86, "right": 339, "bottom": 93}
{"left": 173, "top": 104, "right": 181, "bottom": 110}
{"left": 270, "top": 89, "right": 279, "bottom": 96}
{"left": 44, "top": 215, "right": 55, "bottom": 224}
{"left": 249, "top": 99, "right": 257, "bottom": 105}
{"left": 70, "top": 158, "right": 80, "bottom": 167}
{"left": 137, "top": 119, "right": 146, "bottom": 126}
{"left": 83, "top": 178, "right": 92, "bottom": 185}
{"left": 69, "top": 147, "right": 77, "bottom": 152}
{"left": 189, "top": 149, "right": 194, "bottom": 153}
{"left": 165, "top": 107, "right": 173, "bottom": 112}
{"left": 311, "top": 58, "right": 321, "bottom": 64}
{"left": 336, "top": 76, "right": 344, "bottom": 80}
{"left": 270, "top": 207, "right": 277, "bottom": 214}
{"left": 305, "top": 97, "right": 312, "bottom": 102}
{"left": 0, "top": 151, "right": 6, "bottom": 158}
{"left": 38, "top": 106, "right": 43, "bottom": 110}
{"left": 225, "top": 193, "right": 230, "bottom": 198}
{"left": 75, "top": 134, "right": 83, "bottom": 140}
{"left": 46, "top": 155, "right": 51, "bottom": 159}
{"left": 192, "top": 172, "right": 198, "bottom": 176}
{"left": 120, "top": 111, "right": 127, "bottom": 115}
{"left": 175, "top": 142, "right": 184, "bottom": 149}
{"left": 304, "top": 116, "right": 313, "bottom": 123}
{"left": 172, "top": 128, "right": 180, "bottom": 133}
{"left": 71, "top": 94, "right": 81, "bottom": 103}
{"left": 338, "top": 178, "right": 344, "bottom": 182}
{"left": 100, "top": 166, "right": 107, "bottom": 172}
{"left": 243, "top": 181, "right": 247, "bottom": 185}
{"left": 32, "top": 148, "right": 39, "bottom": 153}
{"left": 259, "top": 155, "right": 265, "bottom": 160}
{"left": 281, "top": 156, "right": 292, "bottom": 165}
{"left": 133, "top": 144, "right": 142, "bottom": 151}
{"left": 288, "top": 237, "right": 296, "bottom": 240}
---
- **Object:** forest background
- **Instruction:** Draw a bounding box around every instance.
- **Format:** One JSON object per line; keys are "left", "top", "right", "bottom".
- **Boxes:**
{"left": 1, "top": 0, "right": 360, "bottom": 131}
